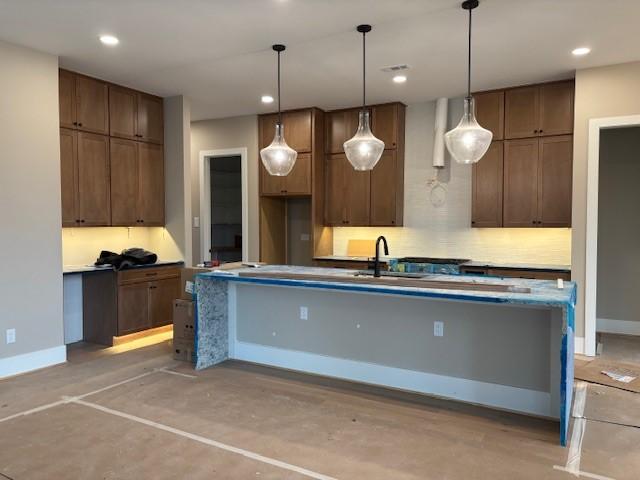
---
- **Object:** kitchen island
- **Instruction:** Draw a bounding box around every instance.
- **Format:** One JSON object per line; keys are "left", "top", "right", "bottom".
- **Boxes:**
{"left": 194, "top": 265, "right": 576, "bottom": 445}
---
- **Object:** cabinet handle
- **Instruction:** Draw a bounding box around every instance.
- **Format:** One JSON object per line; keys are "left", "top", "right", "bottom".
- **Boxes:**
{"left": 80, "top": 219, "right": 85, "bottom": 223}
{"left": 146, "top": 272, "right": 158, "bottom": 276}
{"left": 73, "top": 122, "right": 78, "bottom": 126}
{"left": 75, "top": 219, "right": 80, "bottom": 223}
{"left": 78, "top": 122, "right": 83, "bottom": 127}
{"left": 140, "top": 219, "right": 144, "bottom": 223}
{"left": 539, "top": 129, "right": 543, "bottom": 134}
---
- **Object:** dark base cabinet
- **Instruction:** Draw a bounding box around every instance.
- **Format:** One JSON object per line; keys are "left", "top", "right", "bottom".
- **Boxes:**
{"left": 83, "top": 266, "right": 180, "bottom": 345}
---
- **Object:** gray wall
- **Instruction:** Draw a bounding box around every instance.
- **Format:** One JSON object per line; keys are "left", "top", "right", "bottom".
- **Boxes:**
{"left": 190, "top": 115, "right": 259, "bottom": 264}
{"left": 236, "top": 284, "right": 552, "bottom": 392}
{"left": 162, "top": 95, "right": 192, "bottom": 264}
{"left": 597, "top": 127, "right": 640, "bottom": 323}
{"left": 0, "top": 40, "right": 64, "bottom": 360}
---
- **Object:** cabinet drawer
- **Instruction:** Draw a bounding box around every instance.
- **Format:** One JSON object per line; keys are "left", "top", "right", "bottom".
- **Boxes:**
{"left": 118, "top": 266, "right": 179, "bottom": 285}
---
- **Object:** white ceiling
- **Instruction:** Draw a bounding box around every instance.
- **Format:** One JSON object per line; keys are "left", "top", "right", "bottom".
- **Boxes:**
{"left": 1, "top": 0, "right": 639, "bottom": 120}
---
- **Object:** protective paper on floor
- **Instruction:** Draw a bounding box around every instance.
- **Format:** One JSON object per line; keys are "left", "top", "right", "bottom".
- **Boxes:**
{"left": 575, "top": 359, "right": 640, "bottom": 393}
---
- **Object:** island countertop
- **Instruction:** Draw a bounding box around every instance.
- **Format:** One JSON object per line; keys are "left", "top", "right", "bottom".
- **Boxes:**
{"left": 198, "top": 265, "right": 576, "bottom": 308}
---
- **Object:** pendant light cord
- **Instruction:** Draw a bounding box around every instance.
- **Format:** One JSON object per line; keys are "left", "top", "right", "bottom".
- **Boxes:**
{"left": 362, "top": 30, "right": 366, "bottom": 110}
{"left": 467, "top": 6, "right": 472, "bottom": 100}
{"left": 277, "top": 49, "right": 282, "bottom": 125}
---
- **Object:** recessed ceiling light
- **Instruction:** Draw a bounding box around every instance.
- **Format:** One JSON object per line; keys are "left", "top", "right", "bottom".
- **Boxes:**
{"left": 393, "top": 75, "right": 407, "bottom": 84}
{"left": 261, "top": 95, "right": 274, "bottom": 104}
{"left": 572, "top": 47, "right": 591, "bottom": 56}
{"left": 99, "top": 35, "right": 119, "bottom": 46}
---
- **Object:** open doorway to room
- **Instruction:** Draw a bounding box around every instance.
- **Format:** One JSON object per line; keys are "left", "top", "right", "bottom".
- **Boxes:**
{"left": 209, "top": 155, "right": 242, "bottom": 263}
{"left": 199, "top": 148, "right": 248, "bottom": 265}
{"left": 585, "top": 117, "right": 640, "bottom": 359}
{"left": 595, "top": 126, "right": 640, "bottom": 361}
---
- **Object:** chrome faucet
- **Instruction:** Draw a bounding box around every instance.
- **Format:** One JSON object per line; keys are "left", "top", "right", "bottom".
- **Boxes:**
{"left": 374, "top": 236, "right": 389, "bottom": 278}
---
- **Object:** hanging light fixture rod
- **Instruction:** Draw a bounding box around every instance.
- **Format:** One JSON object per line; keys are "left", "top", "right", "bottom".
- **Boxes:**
{"left": 461, "top": 0, "right": 479, "bottom": 100}
{"left": 356, "top": 24, "right": 371, "bottom": 110}
{"left": 272, "top": 44, "right": 286, "bottom": 125}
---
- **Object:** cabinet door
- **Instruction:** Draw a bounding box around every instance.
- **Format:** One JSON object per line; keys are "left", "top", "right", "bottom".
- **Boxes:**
{"left": 370, "top": 151, "right": 398, "bottom": 225}
{"left": 282, "top": 153, "right": 311, "bottom": 195}
{"left": 260, "top": 162, "right": 284, "bottom": 195}
{"left": 539, "top": 82, "right": 574, "bottom": 136}
{"left": 77, "top": 132, "right": 111, "bottom": 226}
{"left": 109, "top": 86, "right": 137, "bottom": 140}
{"left": 505, "top": 86, "right": 539, "bottom": 139}
{"left": 110, "top": 138, "right": 139, "bottom": 226}
{"left": 372, "top": 104, "right": 399, "bottom": 149}
{"left": 137, "top": 93, "right": 164, "bottom": 144}
{"left": 327, "top": 109, "right": 360, "bottom": 154}
{"left": 59, "top": 70, "right": 76, "bottom": 129}
{"left": 472, "top": 141, "right": 503, "bottom": 227}
{"left": 118, "top": 282, "right": 150, "bottom": 335}
{"left": 282, "top": 110, "right": 312, "bottom": 153}
{"left": 149, "top": 278, "right": 179, "bottom": 327}
{"left": 325, "top": 154, "right": 347, "bottom": 225}
{"left": 60, "top": 128, "right": 78, "bottom": 226}
{"left": 75, "top": 75, "right": 109, "bottom": 135}
{"left": 538, "top": 135, "right": 572, "bottom": 227}
{"left": 503, "top": 138, "right": 539, "bottom": 227}
{"left": 474, "top": 91, "right": 504, "bottom": 141}
{"left": 344, "top": 163, "right": 370, "bottom": 226}
{"left": 259, "top": 113, "right": 279, "bottom": 149}
{"left": 137, "top": 142, "right": 165, "bottom": 225}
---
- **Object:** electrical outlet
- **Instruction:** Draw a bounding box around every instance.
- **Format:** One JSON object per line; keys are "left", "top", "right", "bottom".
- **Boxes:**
{"left": 300, "top": 306, "right": 308, "bottom": 320}
{"left": 193, "top": 216, "right": 200, "bottom": 228}
{"left": 6, "top": 328, "right": 16, "bottom": 344}
{"left": 300, "top": 233, "right": 310, "bottom": 241}
{"left": 433, "top": 321, "right": 444, "bottom": 337}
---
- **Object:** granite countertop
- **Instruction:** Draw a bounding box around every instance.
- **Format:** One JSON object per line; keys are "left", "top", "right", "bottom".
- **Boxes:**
{"left": 63, "top": 260, "right": 184, "bottom": 274}
{"left": 198, "top": 265, "right": 576, "bottom": 308}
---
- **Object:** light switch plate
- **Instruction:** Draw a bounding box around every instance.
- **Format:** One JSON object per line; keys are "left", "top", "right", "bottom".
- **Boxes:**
{"left": 300, "top": 306, "right": 308, "bottom": 320}
{"left": 193, "top": 216, "right": 200, "bottom": 228}
{"left": 300, "top": 233, "right": 310, "bottom": 241}
{"left": 6, "top": 328, "right": 16, "bottom": 344}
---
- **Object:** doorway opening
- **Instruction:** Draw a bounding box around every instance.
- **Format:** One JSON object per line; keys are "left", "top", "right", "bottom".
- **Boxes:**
{"left": 585, "top": 116, "right": 640, "bottom": 357}
{"left": 199, "top": 148, "right": 249, "bottom": 264}
{"left": 209, "top": 155, "right": 242, "bottom": 263}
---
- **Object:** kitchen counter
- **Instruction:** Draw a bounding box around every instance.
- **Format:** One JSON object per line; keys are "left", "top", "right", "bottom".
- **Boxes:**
{"left": 194, "top": 265, "right": 575, "bottom": 446}
{"left": 63, "top": 260, "right": 184, "bottom": 274}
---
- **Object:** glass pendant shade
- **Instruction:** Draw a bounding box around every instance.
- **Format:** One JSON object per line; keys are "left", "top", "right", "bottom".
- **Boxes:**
{"left": 344, "top": 110, "right": 385, "bottom": 171}
{"left": 444, "top": 96, "right": 492, "bottom": 165}
{"left": 260, "top": 122, "right": 297, "bottom": 176}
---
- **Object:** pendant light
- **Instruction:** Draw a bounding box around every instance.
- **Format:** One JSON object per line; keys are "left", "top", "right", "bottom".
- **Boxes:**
{"left": 344, "top": 24, "right": 385, "bottom": 171}
{"left": 260, "top": 44, "right": 297, "bottom": 176}
{"left": 444, "top": 0, "right": 492, "bottom": 165}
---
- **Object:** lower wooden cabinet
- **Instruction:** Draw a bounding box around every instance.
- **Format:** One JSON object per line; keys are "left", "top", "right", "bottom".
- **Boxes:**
{"left": 459, "top": 265, "right": 571, "bottom": 281}
{"left": 83, "top": 266, "right": 180, "bottom": 345}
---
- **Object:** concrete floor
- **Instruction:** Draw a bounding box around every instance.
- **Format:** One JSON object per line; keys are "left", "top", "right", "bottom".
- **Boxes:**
{"left": 0, "top": 336, "right": 638, "bottom": 479}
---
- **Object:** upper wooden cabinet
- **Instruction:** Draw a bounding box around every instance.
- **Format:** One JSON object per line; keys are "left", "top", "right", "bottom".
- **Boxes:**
{"left": 325, "top": 153, "right": 370, "bottom": 226}
{"left": 60, "top": 129, "right": 111, "bottom": 227}
{"left": 109, "top": 86, "right": 164, "bottom": 144}
{"left": 76, "top": 75, "right": 109, "bottom": 135}
{"left": 60, "top": 69, "right": 165, "bottom": 227}
{"left": 110, "top": 138, "right": 165, "bottom": 226}
{"left": 503, "top": 136, "right": 572, "bottom": 228}
{"left": 59, "top": 70, "right": 77, "bottom": 130}
{"left": 137, "top": 93, "right": 164, "bottom": 144}
{"left": 473, "top": 91, "right": 504, "bottom": 141}
{"left": 472, "top": 141, "right": 504, "bottom": 228}
{"left": 473, "top": 80, "right": 573, "bottom": 228}
{"left": 504, "top": 80, "right": 574, "bottom": 139}
{"left": 259, "top": 110, "right": 312, "bottom": 153}
{"left": 323, "top": 102, "right": 406, "bottom": 227}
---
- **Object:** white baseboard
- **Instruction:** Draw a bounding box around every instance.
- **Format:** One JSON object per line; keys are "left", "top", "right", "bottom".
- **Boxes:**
{"left": 574, "top": 336, "right": 585, "bottom": 355}
{"left": 0, "top": 345, "right": 66, "bottom": 379}
{"left": 597, "top": 318, "right": 640, "bottom": 336}
{"left": 233, "top": 341, "right": 553, "bottom": 418}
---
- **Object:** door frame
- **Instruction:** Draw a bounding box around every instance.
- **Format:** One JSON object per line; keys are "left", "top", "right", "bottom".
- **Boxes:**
{"left": 584, "top": 114, "right": 640, "bottom": 356}
{"left": 198, "top": 148, "right": 249, "bottom": 263}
